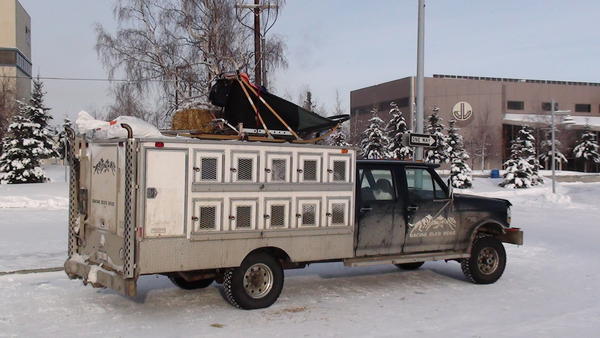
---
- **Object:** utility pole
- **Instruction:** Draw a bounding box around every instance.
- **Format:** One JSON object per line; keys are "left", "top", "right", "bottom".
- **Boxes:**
{"left": 261, "top": 36, "right": 267, "bottom": 88}
{"left": 235, "top": 1, "right": 280, "bottom": 87}
{"left": 253, "top": 0, "right": 262, "bottom": 86}
{"left": 415, "top": 0, "right": 426, "bottom": 160}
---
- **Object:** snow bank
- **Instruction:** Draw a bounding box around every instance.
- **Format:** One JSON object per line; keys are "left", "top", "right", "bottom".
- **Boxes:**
{"left": 0, "top": 195, "right": 68, "bottom": 209}
{"left": 76, "top": 111, "right": 163, "bottom": 139}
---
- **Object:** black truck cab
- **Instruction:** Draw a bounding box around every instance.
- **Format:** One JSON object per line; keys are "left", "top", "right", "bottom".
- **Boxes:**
{"left": 355, "top": 160, "right": 522, "bottom": 284}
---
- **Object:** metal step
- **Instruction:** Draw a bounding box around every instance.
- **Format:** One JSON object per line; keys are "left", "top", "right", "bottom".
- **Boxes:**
{"left": 343, "top": 251, "right": 470, "bottom": 267}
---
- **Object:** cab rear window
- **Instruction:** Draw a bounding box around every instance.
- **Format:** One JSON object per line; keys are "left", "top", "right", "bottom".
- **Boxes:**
{"left": 359, "top": 168, "right": 395, "bottom": 202}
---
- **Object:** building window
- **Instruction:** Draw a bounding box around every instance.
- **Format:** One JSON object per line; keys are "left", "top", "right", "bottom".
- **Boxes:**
{"left": 377, "top": 98, "right": 410, "bottom": 111}
{"left": 575, "top": 104, "right": 591, "bottom": 113}
{"left": 351, "top": 106, "right": 371, "bottom": 116}
{"left": 0, "top": 50, "right": 17, "bottom": 65}
{"left": 542, "top": 102, "right": 559, "bottom": 111}
{"left": 396, "top": 97, "right": 410, "bottom": 107}
{"left": 507, "top": 101, "right": 524, "bottom": 110}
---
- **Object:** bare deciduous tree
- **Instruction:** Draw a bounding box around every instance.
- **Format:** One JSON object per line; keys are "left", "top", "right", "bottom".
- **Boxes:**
{"left": 96, "top": 0, "right": 287, "bottom": 125}
{"left": 105, "top": 83, "right": 151, "bottom": 122}
{"left": 0, "top": 78, "right": 16, "bottom": 142}
{"left": 466, "top": 104, "right": 494, "bottom": 170}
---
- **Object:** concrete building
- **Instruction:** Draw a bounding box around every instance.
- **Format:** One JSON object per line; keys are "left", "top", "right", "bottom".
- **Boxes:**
{"left": 0, "top": 0, "right": 32, "bottom": 101}
{"left": 350, "top": 74, "right": 600, "bottom": 172}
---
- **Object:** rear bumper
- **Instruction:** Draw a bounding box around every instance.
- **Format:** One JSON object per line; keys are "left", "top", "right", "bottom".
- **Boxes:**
{"left": 498, "top": 227, "right": 523, "bottom": 245}
{"left": 64, "top": 258, "right": 137, "bottom": 297}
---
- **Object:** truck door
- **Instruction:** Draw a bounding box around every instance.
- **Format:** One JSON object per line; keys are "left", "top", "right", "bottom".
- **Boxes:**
{"left": 355, "top": 166, "right": 406, "bottom": 256}
{"left": 403, "top": 167, "right": 457, "bottom": 253}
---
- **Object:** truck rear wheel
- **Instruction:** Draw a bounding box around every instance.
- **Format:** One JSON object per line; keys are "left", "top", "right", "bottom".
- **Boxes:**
{"left": 395, "top": 262, "right": 424, "bottom": 270}
{"left": 461, "top": 236, "right": 506, "bottom": 284}
{"left": 222, "top": 252, "right": 284, "bottom": 309}
{"left": 169, "top": 276, "right": 214, "bottom": 290}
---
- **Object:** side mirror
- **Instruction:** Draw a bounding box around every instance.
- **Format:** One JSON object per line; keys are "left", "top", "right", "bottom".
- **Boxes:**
{"left": 447, "top": 178, "right": 454, "bottom": 199}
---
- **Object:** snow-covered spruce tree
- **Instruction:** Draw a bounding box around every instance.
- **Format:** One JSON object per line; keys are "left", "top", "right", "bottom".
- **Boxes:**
{"left": 522, "top": 126, "right": 543, "bottom": 185}
{"left": 56, "top": 118, "right": 73, "bottom": 159}
{"left": 328, "top": 126, "right": 350, "bottom": 147}
{"left": 573, "top": 126, "right": 600, "bottom": 172}
{"left": 0, "top": 102, "right": 48, "bottom": 184}
{"left": 424, "top": 106, "right": 449, "bottom": 164}
{"left": 26, "top": 77, "right": 57, "bottom": 159}
{"left": 447, "top": 120, "right": 472, "bottom": 188}
{"left": 538, "top": 129, "right": 567, "bottom": 170}
{"left": 499, "top": 126, "right": 540, "bottom": 188}
{"left": 359, "top": 109, "right": 390, "bottom": 159}
{"left": 385, "top": 102, "right": 413, "bottom": 160}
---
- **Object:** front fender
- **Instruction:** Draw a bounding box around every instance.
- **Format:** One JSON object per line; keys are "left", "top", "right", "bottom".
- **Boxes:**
{"left": 466, "top": 220, "right": 505, "bottom": 253}
{"left": 466, "top": 221, "right": 523, "bottom": 253}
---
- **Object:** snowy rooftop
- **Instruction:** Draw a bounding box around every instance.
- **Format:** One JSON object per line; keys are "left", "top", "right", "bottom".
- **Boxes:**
{"left": 504, "top": 113, "right": 600, "bottom": 131}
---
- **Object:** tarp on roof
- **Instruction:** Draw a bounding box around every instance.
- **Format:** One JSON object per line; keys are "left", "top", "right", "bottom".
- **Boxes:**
{"left": 209, "top": 77, "right": 339, "bottom": 137}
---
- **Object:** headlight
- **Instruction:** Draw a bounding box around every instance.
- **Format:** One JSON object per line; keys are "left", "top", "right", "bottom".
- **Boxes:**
{"left": 507, "top": 206, "right": 512, "bottom": 225}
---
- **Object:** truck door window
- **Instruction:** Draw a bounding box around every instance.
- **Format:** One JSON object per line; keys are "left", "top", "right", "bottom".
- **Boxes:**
{"left": 359, "top": 168, "right": 395, "bottom": 202}
{"left": 405, "top": 168, "right": 434, "bottom": 201}
{"left": 433, "top": 178, "right": 448, "bottom": 200}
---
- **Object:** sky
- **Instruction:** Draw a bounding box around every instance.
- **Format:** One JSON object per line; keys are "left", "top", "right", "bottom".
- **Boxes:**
{"left": 17, "top": 0, "right": 600, "bottom": 124}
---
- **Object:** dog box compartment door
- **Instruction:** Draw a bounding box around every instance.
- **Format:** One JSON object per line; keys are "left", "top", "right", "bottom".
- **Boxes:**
{"left": 144, "top": 149, "right": 187, "bottom": 237}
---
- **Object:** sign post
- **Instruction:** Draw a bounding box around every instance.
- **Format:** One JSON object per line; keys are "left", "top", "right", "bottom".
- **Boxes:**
{"left": 406, "top": 133, "right": 437, "bottom": 147}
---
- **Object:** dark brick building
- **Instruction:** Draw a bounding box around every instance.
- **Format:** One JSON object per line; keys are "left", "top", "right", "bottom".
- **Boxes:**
{"left": 350, "top": 74, "right": 600, "bottom": 171}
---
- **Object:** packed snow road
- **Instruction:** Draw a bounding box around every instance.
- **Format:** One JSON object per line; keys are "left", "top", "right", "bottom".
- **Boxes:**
{"left": 1, "top": 173, "right": 599, "bottom": 337}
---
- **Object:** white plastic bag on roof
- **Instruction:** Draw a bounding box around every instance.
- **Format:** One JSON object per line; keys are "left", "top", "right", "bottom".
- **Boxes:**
{"left": 75, "top": 111, "right": 163, "bottom": 139}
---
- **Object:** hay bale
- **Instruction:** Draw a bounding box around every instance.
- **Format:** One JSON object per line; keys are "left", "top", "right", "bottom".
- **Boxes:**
{"left": 171, "top": 109, "right": 216, "bottom": 132}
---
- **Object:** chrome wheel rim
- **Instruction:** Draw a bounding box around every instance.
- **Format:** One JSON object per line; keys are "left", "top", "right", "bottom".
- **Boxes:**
{"left": 243, "top": 263, "right": 273, "bottom": 299}
{"left": 477, "top": 247, "right": 499, "bottom": 275}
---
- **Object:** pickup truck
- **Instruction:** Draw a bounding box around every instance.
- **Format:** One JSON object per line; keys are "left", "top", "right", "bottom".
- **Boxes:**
{"left": 64, "top": 130, "right": 523, "bottom": 310}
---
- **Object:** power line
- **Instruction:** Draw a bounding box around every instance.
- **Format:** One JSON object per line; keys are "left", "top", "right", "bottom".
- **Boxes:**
{"left": 0, "top": 74, "right": 175, "bottom": 83}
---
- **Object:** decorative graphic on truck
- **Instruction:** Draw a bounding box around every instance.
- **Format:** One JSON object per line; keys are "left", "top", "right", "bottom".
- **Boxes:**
{"left": 93, "top": 158, "right": 116, "bottom": 175}
{"left": 409, "top": 215, "right": 457, "bottom": 238}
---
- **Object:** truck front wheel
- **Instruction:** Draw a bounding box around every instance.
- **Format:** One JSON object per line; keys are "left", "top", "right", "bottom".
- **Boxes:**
{"left": 461, "top": 236, "right": 506, "bottom": 284}
{"left": 222, "top": 252, "right": 284, "bottom": 309}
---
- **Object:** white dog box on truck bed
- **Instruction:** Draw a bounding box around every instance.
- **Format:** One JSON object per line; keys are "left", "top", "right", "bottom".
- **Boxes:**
{"left": 138, "top": 139, "right": 355, "bottom": 273}
{"left": 64, "top": 130, "right": 356, "bottom": 298}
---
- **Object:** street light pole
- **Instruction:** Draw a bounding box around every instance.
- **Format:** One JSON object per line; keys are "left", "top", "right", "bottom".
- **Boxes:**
{"left": 551, "top": 99, "right": 556, "bottom": 194}
{"left": 549, "top": 100, "right": 573, "bottom": 194}
{"left": 415, "top": 0, "right": 425, "bottom": 160}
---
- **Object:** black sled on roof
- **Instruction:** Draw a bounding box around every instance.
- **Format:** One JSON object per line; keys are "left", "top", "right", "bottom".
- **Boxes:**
{"left": 201, "top": 72, "right": 349, "bottom": 143}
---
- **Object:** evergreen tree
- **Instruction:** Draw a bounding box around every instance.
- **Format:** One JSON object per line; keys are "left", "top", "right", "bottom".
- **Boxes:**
{"left": 302, "top": 90, "right": 316, "bottom": 112}
{"left": 57, "top": 118, "right": 73, "bottom": 159}
{"left": 424, "top": 106, "right": 449, "bottom": 164}
{"left": 538, "top": 129, "right": 567, "bottom": 170}
{"left": 522, "top": 126, "right": 543, "bottom": 185}
{"left": 328, "top": 126, "right": 350, "bottom": 147}
{"left": 573, "top": 126, "right": 600, "bottom": 172}
{"left": 447, "top": 120, "right": 472, "bottom": 188}
{"left": 359, "top": 108, "right": 389, "bottom": 159}
{"left": 0, "top": 102, "right": 49, "bottom": 184}
{"left": 500, "top": 126, "right": 540, "bottom": 188}
{"left": 385, "top": 102, "right": 413, "bottom": 160}
{"left": 26, "top": 77, "right": 57, "bottom": 159}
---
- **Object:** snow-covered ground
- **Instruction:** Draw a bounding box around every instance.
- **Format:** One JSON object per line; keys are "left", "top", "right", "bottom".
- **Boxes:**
{"left": 0, "top": 166, "right": 67, "bottom": 272}
{"left": 1, "top": 167, "right": 599, "bottom": 337}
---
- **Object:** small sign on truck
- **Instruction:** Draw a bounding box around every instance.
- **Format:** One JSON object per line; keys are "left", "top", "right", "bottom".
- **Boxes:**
{"left": 64, "top": 125, "right": 523, "bottom": 310}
